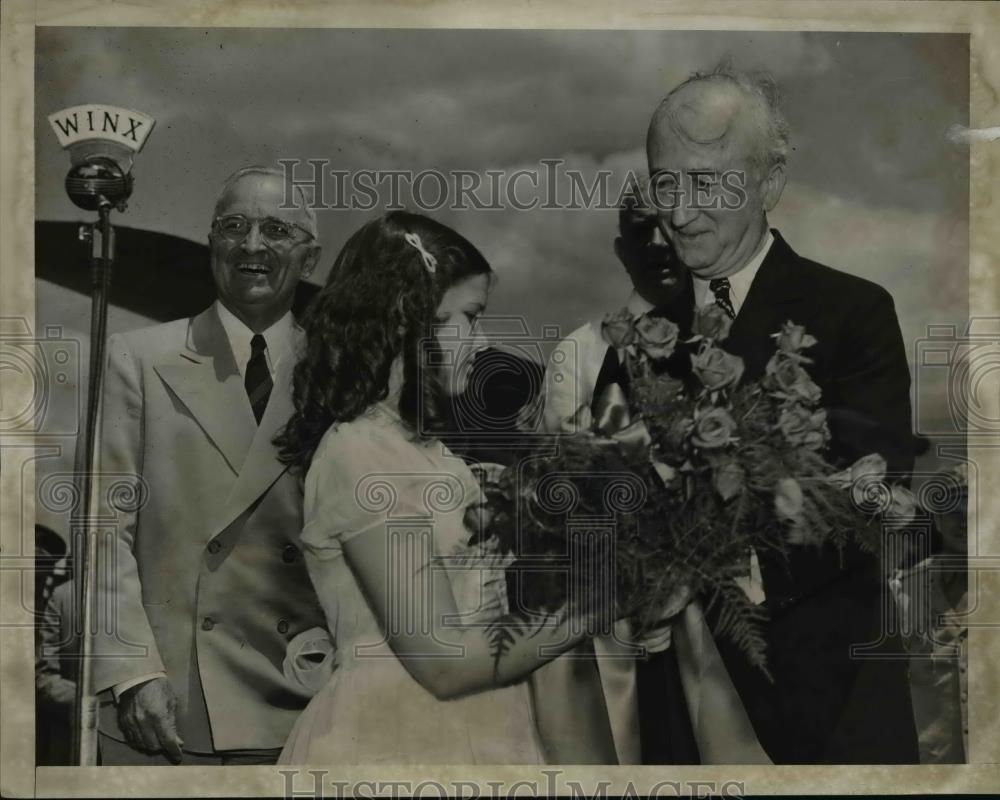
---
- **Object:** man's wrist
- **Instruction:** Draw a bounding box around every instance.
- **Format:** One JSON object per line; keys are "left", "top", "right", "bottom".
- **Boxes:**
{"left": 112, "top": 672, "right": 166, "bottom": 703}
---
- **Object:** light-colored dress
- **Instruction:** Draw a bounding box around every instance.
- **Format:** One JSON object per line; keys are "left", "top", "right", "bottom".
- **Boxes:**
{"left": 279, "top": 404, "right": 545, "bottom": 764}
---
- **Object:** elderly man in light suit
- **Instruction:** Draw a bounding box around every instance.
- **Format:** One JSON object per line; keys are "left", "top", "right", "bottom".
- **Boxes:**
{"left": 92, "top": 165, "right": 328, "bottom": 765}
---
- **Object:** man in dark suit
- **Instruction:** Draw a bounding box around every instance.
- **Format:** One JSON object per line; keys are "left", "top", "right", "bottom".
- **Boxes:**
{"left": 92, "top": 166, "right": 328, "bottom": 765}
{"left": 641, "top": 64, "right": 919, "bottom": 764}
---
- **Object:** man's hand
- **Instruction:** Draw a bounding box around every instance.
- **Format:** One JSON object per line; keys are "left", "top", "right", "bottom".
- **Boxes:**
{"left": 44, "top": 677, "right": 77, "bottom": 707}
{"left": 634, "top": 583, "right": 694, "bottom": 654}
{"left": 117, "top": 677, "right": 184, "bottom": 763}
{"left": 656, "top": 582, "right": 693, "bottom": 621}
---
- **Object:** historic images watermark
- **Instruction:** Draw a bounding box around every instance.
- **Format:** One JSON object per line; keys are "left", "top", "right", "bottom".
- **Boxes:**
{"left": 276, "top": 158, "right": 752, "bottom": 213}
{"left": 913, "top": 318, "right": 1000, "bottom": 439}
{"left": 280, "top": 769, "right": 746, "bottom": 799}
{"left": 0, "top": 319, "right": 81, "bottom": 438}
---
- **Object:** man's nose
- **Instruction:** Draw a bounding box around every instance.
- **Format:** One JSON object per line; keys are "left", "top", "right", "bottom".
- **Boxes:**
{"left": 650, "top": 225, "right": 668, "bottom": 246}
{"left": 669, "top": 197, "right": 699, "bottom": 229}
{"left": 241, "top": 222, "right": 267, "bottom": 253}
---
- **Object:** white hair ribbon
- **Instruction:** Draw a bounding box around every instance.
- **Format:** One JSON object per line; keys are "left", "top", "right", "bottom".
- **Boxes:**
{"left": 404, "top": 232, "right": 438, "bottom": 275}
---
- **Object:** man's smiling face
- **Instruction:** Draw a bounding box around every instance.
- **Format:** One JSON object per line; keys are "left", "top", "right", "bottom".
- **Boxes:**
{"left": 209, "top": 172, "right": 319, "bottom": 326}
{"left": 647, "top": 78, "right": 783, "bottom": 280}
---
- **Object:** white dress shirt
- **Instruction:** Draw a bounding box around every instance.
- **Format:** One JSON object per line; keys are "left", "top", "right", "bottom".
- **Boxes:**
{"left": 692, "top": 229, "right": 774, "bottom": 316}
{"left": 215, "top": 300, "right": 296, "bottom": 378}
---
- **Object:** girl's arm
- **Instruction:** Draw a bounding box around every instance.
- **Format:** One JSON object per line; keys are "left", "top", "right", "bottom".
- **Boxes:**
{"left": 342, "top": 523, "right": 593, "bottom": 700}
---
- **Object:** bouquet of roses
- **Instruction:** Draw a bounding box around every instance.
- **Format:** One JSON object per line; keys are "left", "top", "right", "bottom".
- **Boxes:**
{"left": 471, "top": 302, "right": 917, "bottom": 674}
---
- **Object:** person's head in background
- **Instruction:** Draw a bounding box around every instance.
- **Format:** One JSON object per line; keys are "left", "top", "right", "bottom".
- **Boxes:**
{"left": 646, "top": 62, "right": 788, "bottom": 280}
{"left": 614, "top": 176, "right": 686, "bottom": 309}
{"left": 277, "top": 210, "right": 493, "bottom": 471}
{"left": 209, "top": 165, "right": 321, "bottom": 332}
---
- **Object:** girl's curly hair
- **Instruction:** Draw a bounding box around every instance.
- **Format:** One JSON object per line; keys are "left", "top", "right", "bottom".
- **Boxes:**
{"left": 275, "top": 210, "right": 493, "bottom": 472}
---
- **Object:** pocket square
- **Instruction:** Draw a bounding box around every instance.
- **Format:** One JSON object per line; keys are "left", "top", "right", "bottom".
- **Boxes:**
{"left": 282, "top": 626, "right": 337, "bottom": 696}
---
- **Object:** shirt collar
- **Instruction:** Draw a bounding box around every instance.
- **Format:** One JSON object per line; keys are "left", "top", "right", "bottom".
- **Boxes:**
{"left": 626, "top": 291, "right": 655, "bottom": 318}
{"left": 214, "top": 300, "right": 296, "bottom": 369}
{"left": 693, "top": 229, "right": 774, "bottom": 315}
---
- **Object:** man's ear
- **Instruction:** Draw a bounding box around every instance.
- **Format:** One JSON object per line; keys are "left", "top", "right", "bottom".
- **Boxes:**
{"left": 761, "top": 163, "right": 786, "bottom": 213}
{"left": 301, "top": 244, "right": 321, "bottom": 279}
{"left": 613, "top": 236, "right": 627, "bottom": 269}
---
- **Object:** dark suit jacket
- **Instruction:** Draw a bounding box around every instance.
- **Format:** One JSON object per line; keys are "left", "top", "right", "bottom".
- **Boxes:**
{"left": 707, "top": 229, "right": 918, "bottom": 763}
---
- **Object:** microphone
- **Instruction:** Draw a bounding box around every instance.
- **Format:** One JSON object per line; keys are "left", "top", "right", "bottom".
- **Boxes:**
{"left": 64, "top": 155, "right": 133, "bottom": 211}
{"left": 47, "top": 103, "right": 155, "bottom": 767}
{"left": 48, "top": 104, "right": 155, "bottom": 211}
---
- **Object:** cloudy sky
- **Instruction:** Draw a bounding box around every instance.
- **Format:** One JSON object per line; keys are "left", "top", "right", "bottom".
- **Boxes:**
{"left": 35, "top": 27, "right": 968, "bottom": 435}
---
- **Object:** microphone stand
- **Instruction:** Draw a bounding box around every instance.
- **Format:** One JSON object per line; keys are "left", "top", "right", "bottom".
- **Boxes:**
{"left": 71, "top": 198, "right": 115, "bottom": 767}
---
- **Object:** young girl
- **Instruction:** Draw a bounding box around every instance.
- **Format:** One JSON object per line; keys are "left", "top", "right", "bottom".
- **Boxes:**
{"left": 275, "top": 211, "right": 616, "bottom": 764}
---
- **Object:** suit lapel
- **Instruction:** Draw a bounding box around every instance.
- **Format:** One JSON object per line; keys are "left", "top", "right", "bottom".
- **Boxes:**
{"left": 153, "top": 307, "right": 256, "bottom": 475}
{"left": 212, "top": 326, "right": 302, "bottom": 537}
{"left": 726, "top": 230, "right": 810, "bottom": 376}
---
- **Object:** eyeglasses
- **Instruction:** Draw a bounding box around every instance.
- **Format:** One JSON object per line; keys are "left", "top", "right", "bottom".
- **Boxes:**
{"left": 213, "top": 214, "right": 314, "bottom": 245}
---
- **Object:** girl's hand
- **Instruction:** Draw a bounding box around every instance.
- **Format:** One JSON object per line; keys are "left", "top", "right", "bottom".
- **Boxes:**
{"left": 632, "top": 583, "right": 693, "bottom": 654}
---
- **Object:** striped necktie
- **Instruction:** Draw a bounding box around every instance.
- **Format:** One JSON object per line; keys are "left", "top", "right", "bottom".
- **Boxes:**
{"left": 709, "top": 278, "right": 736, "bottom": 319}
{"left": 245, "top": 334, "right": 273, "bottom": 424}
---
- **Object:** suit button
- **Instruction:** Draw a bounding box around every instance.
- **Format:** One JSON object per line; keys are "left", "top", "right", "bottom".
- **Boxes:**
{"left": 201, "top": 616, "right": 215, "bottom": 631}
{"left": 207, "top": 540, "right": 222, "bottom": 555}
{"left": 282, "top": 544, "right": 299, "bottom": 563}
{"left": 277, "top": 619, "right": 289, "bottom": 634}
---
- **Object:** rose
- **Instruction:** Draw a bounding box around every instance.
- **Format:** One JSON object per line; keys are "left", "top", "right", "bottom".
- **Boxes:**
{"left": 774, "top": 477, "right": 805, "bottom": 523}
{"left": 777, "top": 405, "right": 829, "bottom": 451}
{"left": 828, "top": 453, "right": 889, "bottom": 510}
{"left": 634, "top": 313, "right": 679, "bottom": 360}
{"left": 888, "top": 485, "right": 918, "bottom": 524}
{"left": 691, "top": 346, "right": 745, "bottom": 391}
{"left": 691, "top": 407, "right": 737, "bottom": 449}
{"left": 851, "top": 453, "right": 888, "bottom": 483}
{"left": 693, "top": 303, "right": 733, "bottom": 342}
{"left": 828, "top": 452, "right": 888, "bottom": 490}
{"left": 601, "top": 308, "right": 635, "bottom": 349}
{"left": 846, "top": 453, "right": 888, "bottom": 511}
{"left": 712, "top": 458, "right": 745, "bottom": 500}
{"left": 764, "top": 352, "right": 821, "bottom": 404}
{"left": 772, "top": 320, "right": 817, "bottom": 354}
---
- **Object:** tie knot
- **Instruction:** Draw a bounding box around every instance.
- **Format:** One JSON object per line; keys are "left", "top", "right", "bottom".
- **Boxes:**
{"left": 250, "top": 333, "right": 267, "bottom": 354}
{"left": 709, "top": 278, "right": 731, "bottom": 293}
